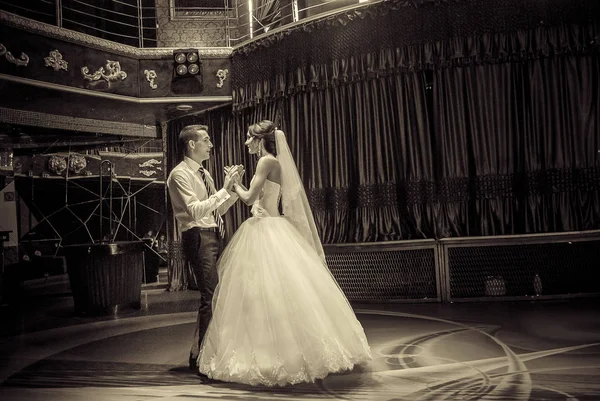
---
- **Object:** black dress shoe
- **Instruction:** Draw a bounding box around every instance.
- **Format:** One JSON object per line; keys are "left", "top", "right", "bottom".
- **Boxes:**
{"left": 189, "top": 354, "right": 198, "bottom": 371}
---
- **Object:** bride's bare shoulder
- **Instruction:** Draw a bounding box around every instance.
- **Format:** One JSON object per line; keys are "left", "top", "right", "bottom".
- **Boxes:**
{"left": 258, "top": 155, "right": 280, "bottom": 169}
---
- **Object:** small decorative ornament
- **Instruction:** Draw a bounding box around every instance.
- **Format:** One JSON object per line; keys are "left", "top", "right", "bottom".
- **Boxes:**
{"left": 44, "top": 50, "right": 68, "bottom": 71}
{"left": 68, "top": 154, "right": 87, "bottom": 174}
{"left": 0, "top": 43, "right": 29, "bottom": 66}
{"left": 216, "top": 69, "right": 228, "bottom": 88}
{"left": 139, "top": 159, "right": 161, "bottom": 168}
{"left": 140, "top": 170, "right": 157, "bottom": 177}
{"left": 144, "top": 69, "right": 157, "bottom": 89}
{"left": 82, "top": 60, "right": 127, "bottom": 83}
{"left": 48, "top": 155, "right": 67, "bottom": 175}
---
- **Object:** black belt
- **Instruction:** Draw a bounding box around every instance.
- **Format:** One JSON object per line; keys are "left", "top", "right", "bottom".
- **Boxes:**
{"left": 195, "top": 227, "right": 218, "bottom": 233}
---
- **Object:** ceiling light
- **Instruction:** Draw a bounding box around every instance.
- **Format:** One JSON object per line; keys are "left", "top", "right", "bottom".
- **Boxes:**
{"left": 173, "top": 49, "right": 202, "bottom": 79}
{"left": 176, "top": 64, "right": 188, "bottom": 75}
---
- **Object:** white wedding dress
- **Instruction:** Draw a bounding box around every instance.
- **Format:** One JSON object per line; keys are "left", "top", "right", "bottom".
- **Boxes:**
{"left": 198, "top": 179, "right": 372, "bottom": 386}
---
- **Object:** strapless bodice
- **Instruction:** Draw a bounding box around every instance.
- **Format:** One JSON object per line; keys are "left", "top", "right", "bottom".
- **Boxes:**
{"left": 251, "top": 179, "right": 281, "bottom": 217}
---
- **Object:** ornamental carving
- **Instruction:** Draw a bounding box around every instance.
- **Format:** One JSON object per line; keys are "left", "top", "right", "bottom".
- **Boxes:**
{"left": 48, "top": 155, "right": 67, "bottom": 175}
{"left": 139, "top": 159, "right": 161, "bottom": 168}
{"left": 0, "top": 43, "right": 29, "bottom": 66}
{"left": 44, "top": 49, "right": 68, "bottom": 71}
{"left": 144, "top": 69, "right": 158, "bottom": 89}
{"left": 216, "top": 68, "right": 228, "bottom": 88}
{"left": 68, "top": 154, "right": 87, "bottom": 174}
{"left": 140, "top": 170, "right": 157, "bottom": 177}
{"left": 82, "top": 60, "right": 127, "bottom": 83}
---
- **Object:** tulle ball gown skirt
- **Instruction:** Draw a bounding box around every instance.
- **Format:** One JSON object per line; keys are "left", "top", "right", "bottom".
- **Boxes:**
{"left": 198, "top": 215, "right": 372, "bottom": 386}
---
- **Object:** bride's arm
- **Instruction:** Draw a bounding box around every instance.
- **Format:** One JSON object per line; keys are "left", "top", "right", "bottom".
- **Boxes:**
{"left": 236, "top": 182, "right": 249, "bottom": 191}
{"left": 233, "top": 157, "right": 274, "bottom": 205}
{"left": 233, "top": 182, "right": 252, "bottom": 205}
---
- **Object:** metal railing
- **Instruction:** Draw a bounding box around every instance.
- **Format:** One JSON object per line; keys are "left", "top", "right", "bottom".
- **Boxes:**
{"left": 0, "top": 0, "right": 157, "bottom": 47}
{"left": 0, "top": 0, "right": 377, "bottom": 48}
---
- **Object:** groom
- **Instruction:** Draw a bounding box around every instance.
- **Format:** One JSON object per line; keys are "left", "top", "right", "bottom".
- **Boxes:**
{"left": 166, "top": 124, "right": 243, "bottom": 371}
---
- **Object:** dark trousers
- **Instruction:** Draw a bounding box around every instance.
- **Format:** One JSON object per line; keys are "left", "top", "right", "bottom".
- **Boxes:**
{"left": 181, "top": 227, "right": 220, "bottom": 357}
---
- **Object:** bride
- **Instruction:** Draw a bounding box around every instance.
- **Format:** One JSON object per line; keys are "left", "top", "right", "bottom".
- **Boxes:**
{"left": 197, "top": 120, "right": 371, "bottom": 386}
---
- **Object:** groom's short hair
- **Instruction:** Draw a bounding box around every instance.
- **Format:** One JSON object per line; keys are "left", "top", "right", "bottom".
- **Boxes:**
{"left": 179, "top": 124, "right": 209, "bottom": 152}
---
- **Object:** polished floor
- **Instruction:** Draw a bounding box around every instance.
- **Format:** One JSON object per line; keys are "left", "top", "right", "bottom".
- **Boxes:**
{"left": 1, "top": 275, "right": 599, "bottom": 401}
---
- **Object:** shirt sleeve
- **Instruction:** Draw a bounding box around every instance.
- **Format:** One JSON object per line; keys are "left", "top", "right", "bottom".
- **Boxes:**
{"left": 168, "top": 171, "right": 230, "bottom": 222}
{"left": 217, "top": 191, "right": 239, "bottom": 216}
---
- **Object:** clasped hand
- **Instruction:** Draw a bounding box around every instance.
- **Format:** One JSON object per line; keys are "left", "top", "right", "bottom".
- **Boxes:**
{"left": 223, "top": 164, "right": 244, "bottom": 191}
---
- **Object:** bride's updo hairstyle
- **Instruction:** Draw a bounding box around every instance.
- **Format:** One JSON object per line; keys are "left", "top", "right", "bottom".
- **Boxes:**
{"left": 248, "top": 120, "right": 277, "bottom": 156}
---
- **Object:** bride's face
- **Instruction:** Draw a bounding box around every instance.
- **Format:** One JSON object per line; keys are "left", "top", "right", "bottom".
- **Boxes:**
{"left": 245, "top": 132, "right": 260, "bottom": 155}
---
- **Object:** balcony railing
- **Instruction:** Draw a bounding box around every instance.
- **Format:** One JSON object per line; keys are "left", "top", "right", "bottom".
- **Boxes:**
{"left": 0, "top": 0, "right": 157, "bottom": 47}
{"left": 0, "top": 0, "right": 376, "bottom": 48}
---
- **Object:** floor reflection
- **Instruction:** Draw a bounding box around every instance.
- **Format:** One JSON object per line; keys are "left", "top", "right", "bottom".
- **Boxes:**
{"left": 1, "top": 279, "right": 599, "bottom": 401}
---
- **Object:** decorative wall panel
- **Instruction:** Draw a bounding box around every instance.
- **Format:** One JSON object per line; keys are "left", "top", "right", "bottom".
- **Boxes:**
{"left": 1, "top": 24, "right": 231, "bottom": 98}
{"left": 155, "top": 0, "right": 229, "bottom": 48}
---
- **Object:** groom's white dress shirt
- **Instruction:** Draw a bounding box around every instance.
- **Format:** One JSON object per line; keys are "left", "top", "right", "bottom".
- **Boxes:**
{"left": 167, "top": 156, "right": 237, "bottom": 232}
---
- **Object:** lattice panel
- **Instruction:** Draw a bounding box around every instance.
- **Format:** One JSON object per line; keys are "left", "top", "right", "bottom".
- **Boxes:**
{"left": 447, "top": 240, "right": 600, "bottom": 299}
{"left": 325, "top": 248, "right": 438, "bottom": 301}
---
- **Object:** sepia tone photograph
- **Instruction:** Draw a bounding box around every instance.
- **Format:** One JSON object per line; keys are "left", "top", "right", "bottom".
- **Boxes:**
{"left": 0, "top": 0, "right": 599, "bottom": 400}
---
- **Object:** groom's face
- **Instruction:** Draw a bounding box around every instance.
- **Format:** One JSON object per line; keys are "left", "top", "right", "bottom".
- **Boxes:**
{"left": 190, "top": 129, "right": 213, "bottom": 162}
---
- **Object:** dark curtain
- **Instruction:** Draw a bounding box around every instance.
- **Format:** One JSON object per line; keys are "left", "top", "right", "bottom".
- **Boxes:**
{"left": 433, "top": 54, "right": 600, "bottom": 237}
{"left": 220, "top": 23, "right": 600, "bottom": 242}
{"left": 286, "top": 72, "right": 433, "bottom": 242}
{"left": 522, "top": 54, "right": 600, "bottom": 232}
